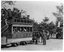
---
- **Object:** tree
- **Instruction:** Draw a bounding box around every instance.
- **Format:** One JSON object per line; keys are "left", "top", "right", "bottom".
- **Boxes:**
{"left": 53, "top": 4, "right": 63, "bottom": 39}
{"left": 1, "top": 1, "right": 15, "bottom": 9}
{"left": 48, "top": 22, "right": 56, "bottom": 37}
{"left": 43, "top": 17, "right": 49, "bottom": 23}
{"left": 40, "top": 17, "right": 49, "bottom": 30}
{"left": 1, "top": 1, "right": 15, "bottom": 25}
{"left": 53, "top": 4, "right": 63, "bottom": 27}
{"left": 1, "top": 1, "right": 15, "bottom": 38}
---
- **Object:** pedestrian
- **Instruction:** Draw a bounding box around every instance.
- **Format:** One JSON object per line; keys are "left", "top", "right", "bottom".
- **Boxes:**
{"left": 41, "top": 30, "right": 46, "bottom": 45}
{"left": 32, "top": 32, "right": 38, "bottom": 44}
{"left": 32, "top": 32, "right": 36, "bottom": 43}
{"left": 36, "top": 32, "right": 41, "bottom": 43}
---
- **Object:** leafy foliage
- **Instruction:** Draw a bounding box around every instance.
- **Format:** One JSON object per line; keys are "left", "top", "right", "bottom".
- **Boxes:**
{"left": 53, "top": 4, "right": 63, "bottom": 27}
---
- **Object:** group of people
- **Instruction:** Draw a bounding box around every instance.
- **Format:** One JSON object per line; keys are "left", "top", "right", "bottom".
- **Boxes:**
{"left": 32, "top": 30, "right": 47, "bottom": 45}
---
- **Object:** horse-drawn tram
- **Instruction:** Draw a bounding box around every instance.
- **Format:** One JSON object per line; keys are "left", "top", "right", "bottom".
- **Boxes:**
{"left": 12, "top": 17, "right": 33, "bottom": 38}
{"left": 1, "top": 17, "right": 34, "bottom": 48}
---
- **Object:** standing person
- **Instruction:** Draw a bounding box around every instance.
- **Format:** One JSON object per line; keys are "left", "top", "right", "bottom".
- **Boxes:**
{"left": 36, "top": 32, "right": 41, "bottom": 43}
{"left": 41, "top": 30, "right": 46, "bottom": 45}
{"left": 32, "top": 32, "right": 38, "bottom": 44}
{"left": 35, "top": 32, "right": 38, "bottom": 44}
{"left": 47, "top": 31, "right": 49, "bottom": 40}
{"left": 35, "top": 32, "right": 41, "bottom": 44}
{"left": 43, "top": 30, "right": 46, "bottom": 45}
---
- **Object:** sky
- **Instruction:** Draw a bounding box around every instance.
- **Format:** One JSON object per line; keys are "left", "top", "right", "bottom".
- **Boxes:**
{"left": 8, "top": 1, "right": 61, "bottom": 24}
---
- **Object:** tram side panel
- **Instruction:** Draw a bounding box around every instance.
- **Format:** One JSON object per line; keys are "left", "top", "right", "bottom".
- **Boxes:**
{"left": 12, "top": 32, "right": 32, "bottom": 38}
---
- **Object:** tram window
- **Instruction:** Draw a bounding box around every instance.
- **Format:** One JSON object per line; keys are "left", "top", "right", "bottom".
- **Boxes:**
{"left": 17, "top": 19, "right": 20, "bottom": 22}
{"left": 29, "top": 20, "right": 32, "bottom": 24}
{"left": 13, "top": 27, "right": 16, "bottom": 31}
{"left": 23, "top": 27, "right": 27, "bottom": 32}
{"left": 28, "top": 21, "right": 30, "bottom": 23}
{"left": 20, "top": 27, "right": 23, "bottom": 32}
{"left": 23, "top": 19, "right": 25, "bottom": 23}
{"left": 28, "top": 27, "right": 30, "bottom": 32}
{"left": 29, "top": 27, "right": 32, "bottom": 32}
{"left": 17, "top": 27, "right": 20, "bottom": 32}
{"left": 21, "top": 19, "right": 23, "bottom": 22}
{"left": 26, "top": 27, "right": 29, "bottom": 32}
{"left": 19, "top": 19, "right": 21, "bottom": 22}
{"left": 26, "top": 20, "right": 27, "bottom": 23}
{"left": 13, "top": 27, "right": 16, "bottom": 28}
{"left": 13, "top": 27, "right": 17, "bottom": 32}
{"left": 14, "top": 19, "right": 17, "bottom": 22}
{"left": 24, "top": 19, "right": 26, "bottom": 23}
{"left": 27, "top": 20, "right": 29, "bottom": 23}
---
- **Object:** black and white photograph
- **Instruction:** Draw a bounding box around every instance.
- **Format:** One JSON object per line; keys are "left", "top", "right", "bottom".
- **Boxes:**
{"left": 1, "top": 0, "right": 63, "bottom": 51}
